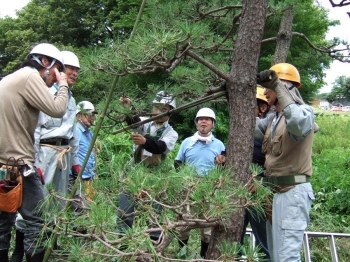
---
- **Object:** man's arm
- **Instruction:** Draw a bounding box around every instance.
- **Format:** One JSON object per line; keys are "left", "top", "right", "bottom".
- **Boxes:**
{"left": 255, "top": 116, "right": 271, "bottom": 140}
{"left": 174, "top": 140, "right": 187, "bottom": 170}
{"left": 284, "top": 104, "right": 314, "bottom": 140}
{"left": 25, "top": 71, "right": 69, "bottom": 117}
{"left": 143, "top": 138, "right": 167, "bottom": 154}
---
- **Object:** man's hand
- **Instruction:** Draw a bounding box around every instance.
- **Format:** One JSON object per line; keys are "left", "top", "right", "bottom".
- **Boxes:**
{"left": 131, "top": 134, "right": 146, "bottom": 145}
{"left": 71, "top": 165, "right": 81, "bottom": 178}
{"left": 215, "top": 155, "right": 226, "bottom": 165}
{"left": 257, "top": 70, "right": 279, "bottom": 90}
{"left": 55, "top": 68, "right": 68, "bottom": 87}
{"left": 119, "top": 96, "right": 131, "bottom": 106}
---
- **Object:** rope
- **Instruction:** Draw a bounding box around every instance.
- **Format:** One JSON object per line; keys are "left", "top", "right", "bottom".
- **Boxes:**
{"left": 40, "top": 144, "right": 72, "bottom": 170}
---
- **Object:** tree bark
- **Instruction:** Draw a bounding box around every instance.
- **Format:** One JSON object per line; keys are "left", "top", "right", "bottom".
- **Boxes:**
{"left": 272, "top": 6, "right": 295, "bottom": 64}
{"left": 207, "top": 0, "right": 268, "bottom": 259}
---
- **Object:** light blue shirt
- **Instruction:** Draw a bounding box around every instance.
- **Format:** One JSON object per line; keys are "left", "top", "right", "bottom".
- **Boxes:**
{"left": 76, "top": 122, "right": 96, "bottom": 179}
{"left": 255, "top": 103, "right": 314, "bottom": 142}
{"left": 175, "top": 135, "right": 225, "bottom": 176}
{"left": 34, "top": 83, "right": 79, "bottom": 166}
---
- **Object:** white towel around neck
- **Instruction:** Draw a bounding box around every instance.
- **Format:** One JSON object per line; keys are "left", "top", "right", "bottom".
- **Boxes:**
{"left": 189, "top": 131, "right": 213, "bottom": 146}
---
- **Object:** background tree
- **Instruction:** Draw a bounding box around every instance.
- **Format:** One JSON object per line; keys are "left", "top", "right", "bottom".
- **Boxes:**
{"left": 324, "top": 75, "right": 350, "bottom": 103}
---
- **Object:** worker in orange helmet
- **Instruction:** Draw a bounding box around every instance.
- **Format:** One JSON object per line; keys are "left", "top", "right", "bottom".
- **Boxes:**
{"left": 256, "top": 63, "right": 315, "bottom": 262}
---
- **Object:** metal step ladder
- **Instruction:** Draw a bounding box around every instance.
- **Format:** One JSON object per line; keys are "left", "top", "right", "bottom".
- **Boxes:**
{"left": 303, "top": 231, "right": 350, "bottom": 262}
{"left": 245, "top": 229, "right": 350, "bottom": 262}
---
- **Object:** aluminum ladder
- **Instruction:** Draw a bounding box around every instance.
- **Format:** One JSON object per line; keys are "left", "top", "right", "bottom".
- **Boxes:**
{"left": 303, "top": 231, "right": 350, "bottom": 262}
{"left": 245, "top": 229, "right": 350, "bottom": 262}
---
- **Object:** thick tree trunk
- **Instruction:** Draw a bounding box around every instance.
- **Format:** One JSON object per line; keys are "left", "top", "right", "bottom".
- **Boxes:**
{"left": 207, "top": 0, "right": 268, "bottom": 259}
{"left": 273, "top": 6, "right": 295, "bottom": 64}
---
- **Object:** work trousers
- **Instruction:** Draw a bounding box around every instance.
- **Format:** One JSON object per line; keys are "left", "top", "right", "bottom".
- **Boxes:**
{"left": 177, "top": 203, "right": 212, "bottom": 243}
{"left": 0, "top": 171, "right": 47, "bottom": 256}
{"left": 117, "top": 192, "right": 162, "bottom": 240}
{"left": 266, "top": 182, "right": 314, "bottom": 262}
{"left": 240, "top": 206, "right": 270, "bottom": 259}
{"left": 36, "top": 145, "right": 72, "bottom": 208}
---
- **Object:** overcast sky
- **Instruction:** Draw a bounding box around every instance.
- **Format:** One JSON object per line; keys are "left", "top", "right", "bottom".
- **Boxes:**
{"left": 318, "top": 0, "right": 350, "bottom": 93}
{"left": 1, "top": 0, "right": 349, "bottom": 93}
{"left": 0, "top": 0, "right": 30, "bottom": 17}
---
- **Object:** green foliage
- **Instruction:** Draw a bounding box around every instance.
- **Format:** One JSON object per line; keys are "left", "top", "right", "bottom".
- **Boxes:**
{"left": 1, "top": 0, "right": 336, "bottom": 104}
{"left": 313, "top": 114, "right": 350, "bottom": 153}
{"left": 261, "top": 0, "right": 334, "bottom": 102}
{"left": 311, "top": 114, "right": 350, "bottom": 232}
{"left": 325, "top": 75, "right": 350, "bottom": 102}
{"left": 312, "top": 147, "right": 350, "bottom": 215}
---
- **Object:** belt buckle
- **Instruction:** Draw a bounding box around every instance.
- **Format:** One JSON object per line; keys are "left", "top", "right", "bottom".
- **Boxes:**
{"left": 294, "top": 175, "right": 306, "bottom": 183}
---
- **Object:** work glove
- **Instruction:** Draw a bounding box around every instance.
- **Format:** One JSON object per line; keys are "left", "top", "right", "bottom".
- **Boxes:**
{"left": 256, "top": 70, "right": 279, "bottom": 90}
{"left": 71, "top": 165, "right": 81, "bottom": 179}
{"left": 257, "top": 69, "right": 294, "bottom": 110}
{"left": 36, "top": 168, "right": 45, "bottom": 185}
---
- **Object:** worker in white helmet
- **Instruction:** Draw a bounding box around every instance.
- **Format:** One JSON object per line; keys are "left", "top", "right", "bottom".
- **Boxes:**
{"left": 117, "top": 91, "right": 178, "bottom": 242}
{"left": 74, "top": 101, "right": 98, "bottom": 190}
{"left": 0, "top": 43, "right": 69, "bottom": 262}
{"left": 174, "top": 107, "right": 225, "bottom": 259}
{"left": 9, "top": 50, "right": 81, "bottom": 262}
{"left": 34, "top": 50, "right": 81, "bottom": 202}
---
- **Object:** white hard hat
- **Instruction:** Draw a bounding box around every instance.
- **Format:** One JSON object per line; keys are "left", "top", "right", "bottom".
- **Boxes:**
{"left": 152, "top": 91, "right": 176, "bottom": 109}
{"left": 28, "top": 43, "right": 64, "bottom": 70}
{"left": 76, "top": 101, "right": 98, "bottom": 114}
{"left": 195, "top": 108, "right": 216, "bottom": 123}
{"left": 61, "top": 51, "right": 80, "bottom": 68}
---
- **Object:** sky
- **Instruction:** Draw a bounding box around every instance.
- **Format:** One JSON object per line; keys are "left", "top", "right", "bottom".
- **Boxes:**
{"left": 0, "top": 0, "right": 349, "bottom": 93}
{"left": 318, "top": 0, "right": 350, "bottom": 93}
{"left": 0, "top": 0, "right": 30, "bottom": 18}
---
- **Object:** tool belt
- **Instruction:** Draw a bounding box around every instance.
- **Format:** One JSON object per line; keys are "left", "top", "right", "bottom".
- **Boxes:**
{"left": 40, "top": 137, "right": 70, "bottom": 146}
{"left": 0, "top": 157, "right": 24, "bottom": 213}
{"left": 263, "top": 174, "right": 310, "bottom": 193}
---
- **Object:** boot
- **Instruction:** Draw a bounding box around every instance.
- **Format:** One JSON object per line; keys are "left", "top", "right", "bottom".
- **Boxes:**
{"left": 25, "top": 251, "right": 45, "bottom": 262}
{"left": 200, "top": 240, "right": 209, "bottom": 258}
{"left": 9, "top": 230, "right": 24, "bottom": 262}
{"left": 0, "top": 249, "right": 9, "bottom": 262}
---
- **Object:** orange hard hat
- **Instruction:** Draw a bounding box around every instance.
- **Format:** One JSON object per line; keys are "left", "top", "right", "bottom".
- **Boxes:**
{"left": 256, "top": 85, "right": 267, "bottom": 103}
{"left": 270, "top": 63, "right": 301, "bottom": 88}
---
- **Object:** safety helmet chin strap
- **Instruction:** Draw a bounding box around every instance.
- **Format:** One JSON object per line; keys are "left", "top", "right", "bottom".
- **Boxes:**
{"left": 31, "top": 54, "right": 56, "bottom": 83}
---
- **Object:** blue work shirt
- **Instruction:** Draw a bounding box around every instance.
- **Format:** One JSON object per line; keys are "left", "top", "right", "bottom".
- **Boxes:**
{"left": 175, "top": 135, "right": 225, "bottom": 176}
{"left": 76, "top": 122, "right": 96, "bottom": 180}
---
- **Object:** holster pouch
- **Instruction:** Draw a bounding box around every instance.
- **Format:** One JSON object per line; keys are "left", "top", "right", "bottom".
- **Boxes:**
{"left": 0, "top": 157, "right": 24, "bottom": 213}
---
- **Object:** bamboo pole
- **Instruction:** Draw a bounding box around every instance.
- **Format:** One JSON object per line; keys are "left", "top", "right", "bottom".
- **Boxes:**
{"left": 112, "top": 90, "right": 227, "bottom": 135}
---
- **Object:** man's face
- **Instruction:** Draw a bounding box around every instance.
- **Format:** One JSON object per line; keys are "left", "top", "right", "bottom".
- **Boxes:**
{"left": 264, "top": 88, "right": 277, "bottom": 107}
{"left": 78, "top": 112, "right": 96, "bottom": 128}
{"left": 196, "top": 117, "right": 213, "bottom": 136}
{"left": 255, "top": 102, "right": 268, "bottom": 118}
{"left": 152, "top": 104, "right": 171, "bottom": 124}
{"left": 64, "top": 65, "right": 80, "bottom": 87}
